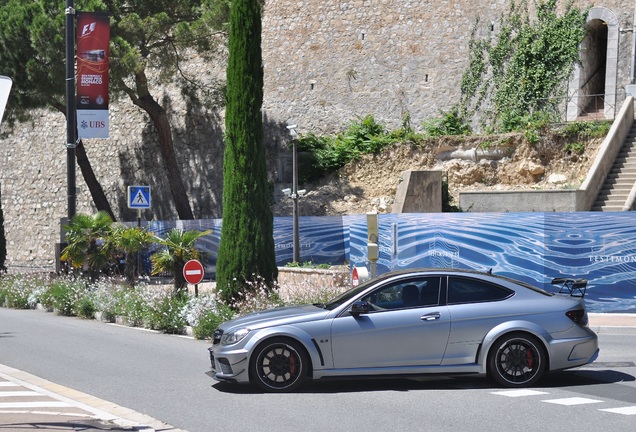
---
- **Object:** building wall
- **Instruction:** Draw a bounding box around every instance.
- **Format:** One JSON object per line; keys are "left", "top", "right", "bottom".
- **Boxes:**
{"left": 1, "top": 1, "right": 636, "bottom": 270}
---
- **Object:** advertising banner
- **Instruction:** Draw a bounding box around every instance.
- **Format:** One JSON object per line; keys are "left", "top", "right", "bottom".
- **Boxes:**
{"left": 0, "top": 75, "right": 12, "bottom": 125}
{"left": 76, "top": 12, "right": 109, "bottom": 138}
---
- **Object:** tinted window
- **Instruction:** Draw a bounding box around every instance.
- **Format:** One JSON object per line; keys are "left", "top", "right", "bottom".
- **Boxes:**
{"left": 360, "top": 277, "right": 440, "bottom": 311}
{"left": 448, "top": 277, "right": 514, "bottom": 304}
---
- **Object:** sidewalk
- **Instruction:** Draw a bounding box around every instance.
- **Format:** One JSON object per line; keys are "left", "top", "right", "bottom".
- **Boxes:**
{"left": 0, "top": 363, "right": 184, "bottom": 432}
{"left": 589, "top": 312, "right": 636, "bottom": 330}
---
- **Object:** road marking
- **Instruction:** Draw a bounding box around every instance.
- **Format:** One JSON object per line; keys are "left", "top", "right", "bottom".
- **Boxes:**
{"left": 491, "top": 389, "right": 549, "bottom": 397}
{"left": 543, "top": 397, "right": 604, "bottom": 406}
{"left": 599, "top": 406, "right": 636, "bottom": 415}
{"left": 0, "top": 391, "right": 40, "bottom": 397}
{"left": 0, "top": 401, "right": 73, "bottom": 408}
{"left": 0, "top": 382, "right": 19, "bottom": 387}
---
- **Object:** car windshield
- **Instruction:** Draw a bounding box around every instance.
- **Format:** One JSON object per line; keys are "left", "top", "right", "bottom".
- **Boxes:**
{"left": 319, "top": 280, "right": 376, "bottom": 310}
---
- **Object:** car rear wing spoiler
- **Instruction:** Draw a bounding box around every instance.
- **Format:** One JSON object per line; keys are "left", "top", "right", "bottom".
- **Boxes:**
{"left": 551, "top": 278, "right": 588, "bottom": 298}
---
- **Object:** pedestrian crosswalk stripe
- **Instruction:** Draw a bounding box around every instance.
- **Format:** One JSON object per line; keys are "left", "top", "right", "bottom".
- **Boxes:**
{"left": 492, "top": 389, "right": 550, "bottom": 397}
{"left": 0, "top": 391, "right": 40, "bottom": 397}
{"left": 543, "top": 397, "right": 604, "bottom": 406}
{"left": 0, "top": 401, "right": 73, "bottom": 408}
{"left": 0, "top": 382, "right": 19, "bottom": 387}
{"left": 599, "top": 406, "right": 636, "bottom": 415}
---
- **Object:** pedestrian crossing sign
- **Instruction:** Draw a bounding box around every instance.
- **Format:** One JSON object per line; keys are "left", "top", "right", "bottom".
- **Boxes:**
{"left": 127, "top": 186, "right": 151, "bottom": 209}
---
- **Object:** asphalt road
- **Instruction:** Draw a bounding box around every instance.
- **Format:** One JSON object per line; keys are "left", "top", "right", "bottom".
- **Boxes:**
{"left": 1, "top": 308, "right": 635, "bottom": 432}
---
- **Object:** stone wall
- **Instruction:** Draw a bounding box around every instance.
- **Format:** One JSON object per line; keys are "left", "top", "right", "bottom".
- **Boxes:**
{"left": 2, "top": 1, "right": 636, "bottom": 271}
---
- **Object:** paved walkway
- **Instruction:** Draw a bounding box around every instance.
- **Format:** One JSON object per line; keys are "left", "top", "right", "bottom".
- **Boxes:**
{"left": 1, "top": 313, "right": 634, "bottom": 431}
{"left": 0, "top": 363, "right": 183, "bottom": 432}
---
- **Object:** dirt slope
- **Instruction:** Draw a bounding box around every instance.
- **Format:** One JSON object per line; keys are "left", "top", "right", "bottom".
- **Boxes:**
{"left": 272, "top": 131, "right": 603, "bottom": 216}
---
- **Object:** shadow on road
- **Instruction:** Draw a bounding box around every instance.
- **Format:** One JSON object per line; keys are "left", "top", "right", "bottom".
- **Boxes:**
{"left": 210, "top": 367, "right": 635, "bottom": 395}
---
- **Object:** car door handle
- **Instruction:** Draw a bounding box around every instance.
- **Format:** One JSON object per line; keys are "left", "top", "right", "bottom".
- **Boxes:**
{"left": 421, "top": 312, "right": 441, "bottom": 321}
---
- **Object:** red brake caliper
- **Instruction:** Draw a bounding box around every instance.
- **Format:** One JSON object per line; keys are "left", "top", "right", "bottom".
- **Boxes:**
{"left": 526, "top": 348, "right": 534, "bottom": 368}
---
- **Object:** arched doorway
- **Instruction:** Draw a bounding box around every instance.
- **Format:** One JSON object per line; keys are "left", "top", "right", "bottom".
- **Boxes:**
{"left": 567, "top": 7, "right": 619, "bottom": 120}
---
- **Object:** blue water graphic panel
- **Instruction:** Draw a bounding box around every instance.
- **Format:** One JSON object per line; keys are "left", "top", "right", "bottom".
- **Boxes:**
{"left": 348, "top": 212, "right": 636, "bottom": 313}
{"left": 139, "top": 212, "right": 636, "bottom": 312}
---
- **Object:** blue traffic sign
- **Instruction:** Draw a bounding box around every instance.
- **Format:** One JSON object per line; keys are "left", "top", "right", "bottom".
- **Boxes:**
{"left": 127, "top": 186, "right": 151, "bottom": 209}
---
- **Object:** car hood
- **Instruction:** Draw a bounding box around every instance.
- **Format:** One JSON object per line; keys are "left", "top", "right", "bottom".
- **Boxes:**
{"left": 221, "top": 304, "right": 330, "bottom": 332}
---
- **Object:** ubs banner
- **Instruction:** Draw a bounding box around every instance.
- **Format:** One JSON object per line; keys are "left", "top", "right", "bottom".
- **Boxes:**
{"left": 76, "top": 12, "right": 110, "bottom": 138}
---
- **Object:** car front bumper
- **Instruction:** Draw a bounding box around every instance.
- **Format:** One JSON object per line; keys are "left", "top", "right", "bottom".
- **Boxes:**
{"left": 208, "top": 345, "right": 251, "bottom": 384}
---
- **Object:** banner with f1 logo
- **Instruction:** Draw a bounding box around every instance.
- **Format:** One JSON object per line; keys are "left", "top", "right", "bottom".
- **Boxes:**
{"left": 76, "top": 12, "right": 110, "bottom": 139}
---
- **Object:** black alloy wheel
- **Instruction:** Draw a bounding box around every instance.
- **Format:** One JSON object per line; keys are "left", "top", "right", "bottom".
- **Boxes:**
{"left": 488, "top": 332, "right": 546, "bottom": 387}
{"left": 250, "top": 338, "right": 308, "bottom": 392}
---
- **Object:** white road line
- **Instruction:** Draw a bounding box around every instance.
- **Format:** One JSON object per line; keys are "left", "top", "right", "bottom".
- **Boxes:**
{"left": 491, "top": 389, "right": 550, "bottom": 397}
{"left": 599, "top": 406, "right": 636, "bottom": 415}
{"left": 0, "top": 401, "right": 73, "bottom": 408}
{"left": 0, "top": 382, "right": 19, "bottom": 387}
{"left": 543, "top": 397, "right": 604, "bottom": 406}
{"left": 0, "top": 391, "right": 40, "bottom": 397}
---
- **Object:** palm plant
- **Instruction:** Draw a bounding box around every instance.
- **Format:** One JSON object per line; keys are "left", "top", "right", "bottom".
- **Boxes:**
{"left": 110, "top": 225, "right": 154, "bottom": 286}
{"left": 150, "top": 228, "right": 212, "bottom": 294}
{"left": 61, "top": 211, "right": 114, "bottom": 280}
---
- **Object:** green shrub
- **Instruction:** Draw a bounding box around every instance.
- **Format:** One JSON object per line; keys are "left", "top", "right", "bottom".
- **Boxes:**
{"left": 192, "top": 305, "right": 233, "bottom": 340}
{"left": 422, "top": 107, "right": 471, "bottom": 136}
{"left": 39, "top": 278, "right": 87, "bottom": 316}
{"left": 146, "top": 293, "right": 188, "bottom": 334}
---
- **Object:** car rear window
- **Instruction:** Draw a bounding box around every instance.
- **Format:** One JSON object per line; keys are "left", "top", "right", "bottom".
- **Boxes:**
{"left": 448, "top": 277, "right": 514, "bottom": 304}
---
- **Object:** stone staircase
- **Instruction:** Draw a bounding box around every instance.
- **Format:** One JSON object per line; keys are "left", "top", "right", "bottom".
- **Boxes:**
{"left": 591, "top": 123, "right": 636, "bottom": 211}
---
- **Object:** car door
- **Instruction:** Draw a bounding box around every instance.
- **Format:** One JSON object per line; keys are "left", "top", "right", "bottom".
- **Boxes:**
{"left": 330, "top": 277, "right": 451, "bottom": 369}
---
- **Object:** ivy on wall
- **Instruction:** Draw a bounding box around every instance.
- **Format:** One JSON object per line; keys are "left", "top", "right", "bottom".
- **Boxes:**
{"left": 460, "top": 0, "right": 588, "bottom": 132}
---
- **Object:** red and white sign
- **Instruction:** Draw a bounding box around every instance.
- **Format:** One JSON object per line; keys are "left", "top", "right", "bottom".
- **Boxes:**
{"left": 183, "top": 259, "right": 205, "bottom": 285}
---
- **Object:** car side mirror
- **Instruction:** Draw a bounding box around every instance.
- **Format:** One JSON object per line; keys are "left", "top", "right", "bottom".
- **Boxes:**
{"left": 350, "top": 301, "right": 370, "bottom": 316}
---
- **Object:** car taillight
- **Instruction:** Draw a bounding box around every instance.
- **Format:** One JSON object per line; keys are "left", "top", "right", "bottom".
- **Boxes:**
{"left": 566, "top": 309, "right": 588, "bottom": 326}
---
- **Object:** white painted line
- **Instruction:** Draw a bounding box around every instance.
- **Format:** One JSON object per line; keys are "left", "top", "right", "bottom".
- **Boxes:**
{"left": 543, "top": 397, "right": 604, "bottom": 406}
{"left": 0, "top": 391, "right": 40, "bottom": 397}
{"left": 492, "top": 389, "right": 550, "bottom": 397}
{"left": 599, "top": 406, "right": 636, "bottom": 415}
{"left": 0, "top": 401, "right": 73, "bottom": 408}
{"left": 0, "top": 382, "right": 19, "bottom": 387}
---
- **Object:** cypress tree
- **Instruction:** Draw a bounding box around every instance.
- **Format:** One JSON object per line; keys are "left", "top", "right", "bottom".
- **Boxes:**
{"left": 216, "top": 0, "right": 277, "bottom": 303}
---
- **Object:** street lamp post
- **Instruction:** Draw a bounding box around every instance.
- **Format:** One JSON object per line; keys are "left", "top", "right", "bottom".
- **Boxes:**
{"left": 65, "top": 0, "right": 77, "bottom": 223}
{"left": 287, "top": 124, "right": 300, "bottom": 263}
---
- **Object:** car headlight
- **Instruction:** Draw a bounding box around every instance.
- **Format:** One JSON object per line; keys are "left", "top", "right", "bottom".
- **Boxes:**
{"left": 221, "top": 328, "right": 251, "bottom": 345}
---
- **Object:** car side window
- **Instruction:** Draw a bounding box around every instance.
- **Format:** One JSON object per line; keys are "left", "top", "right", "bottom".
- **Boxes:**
{"left": 360, "top": 277, "right": 440, "bottom": 311}
{"left": 447, "top": 277, "right": 514, "bottom": 305}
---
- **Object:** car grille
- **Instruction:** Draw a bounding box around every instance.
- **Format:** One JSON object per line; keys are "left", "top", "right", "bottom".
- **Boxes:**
{"left": 213, "top": 329, "right": 223, "bottom": 345}
{"left": 217, "top": 357, "right": 233, "bottom": 375}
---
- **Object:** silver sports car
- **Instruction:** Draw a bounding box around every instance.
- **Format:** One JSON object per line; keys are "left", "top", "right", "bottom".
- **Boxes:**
{"left": 208, "top": 268, "right": 599, "bottom": 392}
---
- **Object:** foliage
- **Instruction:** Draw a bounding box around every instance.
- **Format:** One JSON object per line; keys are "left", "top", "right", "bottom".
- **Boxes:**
{"left": 421, "top": 107, "right": 471, "bottom": 137}
{"left": 296, "top": 115, "right": 396, "bottom": 183}
{"left": 556, "top": 120, "right": 612, "bottom": 139}
{"left": 39, "top": 276, "right": 90, "bottom": 316}
{"left": 216, "top": 0, "right": 278, "bottom": 305}
{"left": 150, "top": 228, "right": 211, "bottom": 293}
{"left": 111, "top": 225, "right": 154, "bottom": 286}
{"left": 0, "top": 267, "right": 354, "bottom": 341}
{"left": 61, "top": 211, "right": 115, "bottom": 280}
{"left": 285, "top": 261, "right": 331, "bottom": 269}
{"left": 460, "top": 0, "right": 588, "bottom": 132}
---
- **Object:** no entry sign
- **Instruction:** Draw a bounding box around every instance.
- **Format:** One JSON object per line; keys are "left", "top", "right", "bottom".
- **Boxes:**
{"left": 183, "top": 259, "right": 204, "bottom": 285}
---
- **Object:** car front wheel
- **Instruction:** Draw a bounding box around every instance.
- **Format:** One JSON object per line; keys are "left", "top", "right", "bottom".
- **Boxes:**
{"left": 488, "top": 332, "right": 546, "bottom": 387}
{"left": 250, "top": 338, "right": 309, "bottom": 392}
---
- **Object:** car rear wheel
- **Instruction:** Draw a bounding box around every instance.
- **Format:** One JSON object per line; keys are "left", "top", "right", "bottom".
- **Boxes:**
{"left": 488, "top": 332, "right": 546, "bottom": 387}
{"left": 250, "top": 338, "right": 308, "bottom": 392}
